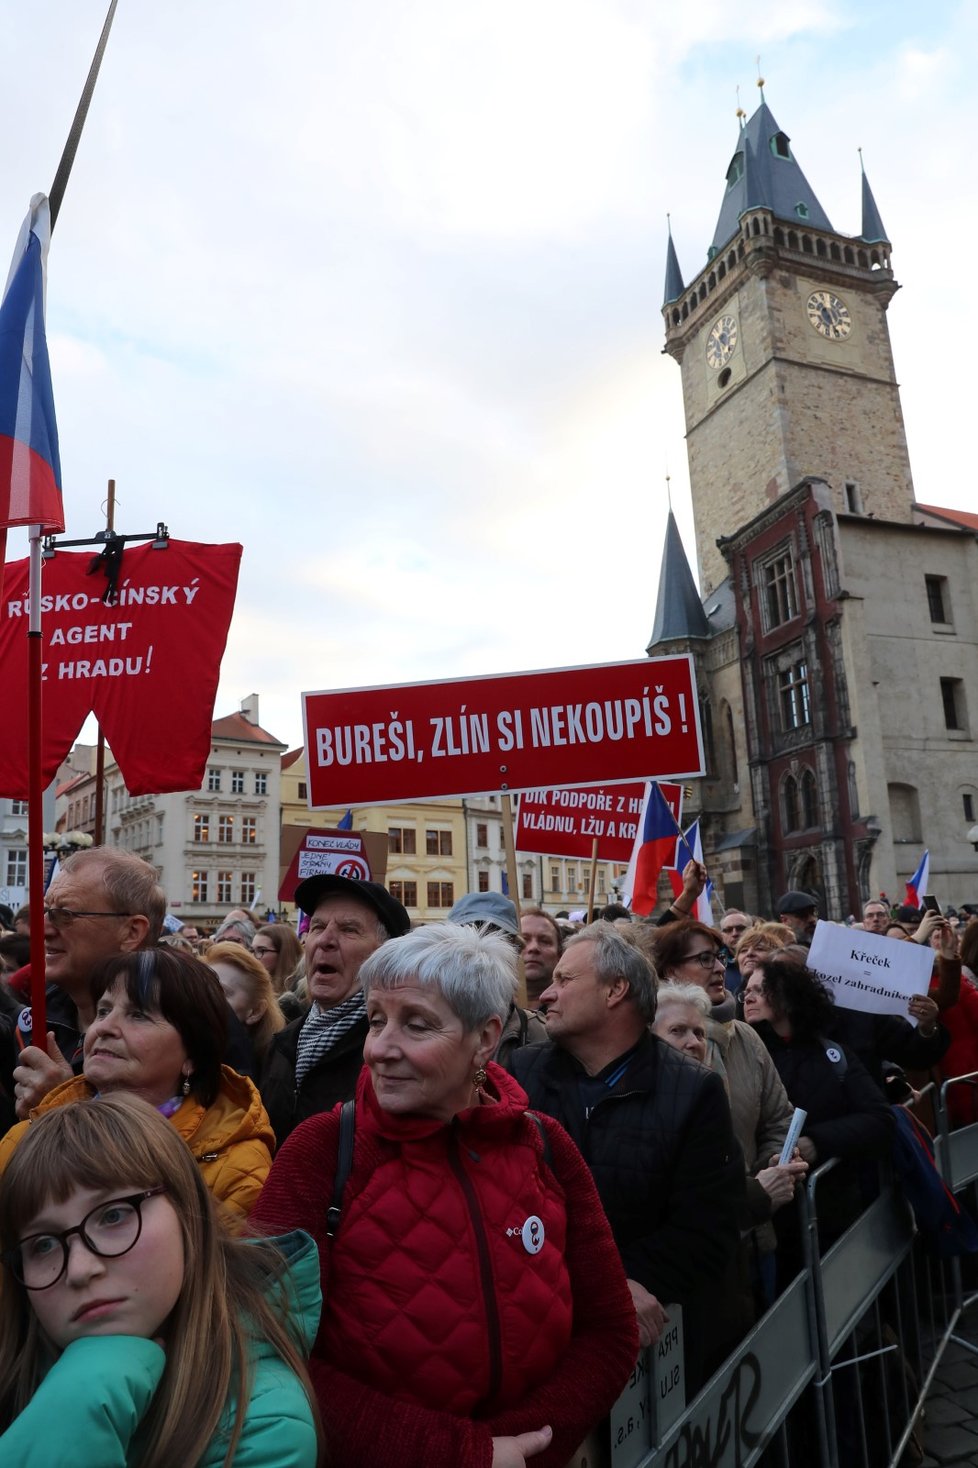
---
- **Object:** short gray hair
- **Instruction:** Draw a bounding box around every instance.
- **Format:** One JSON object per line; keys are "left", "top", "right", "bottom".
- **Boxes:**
{"left": 654, "top": 981, "right": 712, "bottom": 1019}
{"left": 564, "top": 921, "right": 657, "bottom": 1021}
{"left": 359, "top": 922, "right": 516, "bottom": 1031}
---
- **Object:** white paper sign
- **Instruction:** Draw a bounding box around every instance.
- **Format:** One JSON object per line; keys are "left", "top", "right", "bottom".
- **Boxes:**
{"left": 808, "top": 921, "right": 933, "bottom": 1023}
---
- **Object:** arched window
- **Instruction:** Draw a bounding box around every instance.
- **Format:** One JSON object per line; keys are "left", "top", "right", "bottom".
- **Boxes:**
{"left": 700, "top": 697, "right": 716, "bottom": 774}
{"left": 801, "top": 769, "right": 819, "bottom": 829}
{"left": 783, "top": 775, "right": 800, "bottom": 833}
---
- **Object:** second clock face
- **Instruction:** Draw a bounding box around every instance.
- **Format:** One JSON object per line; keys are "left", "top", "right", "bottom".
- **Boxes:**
{"left": 807, "top": 290, "right": 852, "bottom": 340}
{"left": 706, "top": 314, "right": 737, "bottom": 369}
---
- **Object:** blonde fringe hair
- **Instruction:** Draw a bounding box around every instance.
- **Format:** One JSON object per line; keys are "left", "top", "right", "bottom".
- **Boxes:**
{"left": 0, "top": 1096, "right": 320, "bottom": 1467}
{"left": 204, "top": 941, "right": 286, "bottom": 1063}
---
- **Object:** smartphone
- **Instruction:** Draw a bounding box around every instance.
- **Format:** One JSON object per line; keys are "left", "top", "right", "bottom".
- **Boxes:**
{"left": 921, "top": 894, "right": 942, "bottom": 915}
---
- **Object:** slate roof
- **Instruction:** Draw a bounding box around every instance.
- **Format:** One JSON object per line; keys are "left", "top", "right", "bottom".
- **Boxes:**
{"left": 647, "top": 511, "right": 710, "bottom": 650}
{"left": 710, "top": 100, "right": 833, "bottom": 255}
{"left": 860, "top": 163, "right": 889, "bottom": 244}
{"left": 663, "top": 224, "right": 685, "bottom": 305}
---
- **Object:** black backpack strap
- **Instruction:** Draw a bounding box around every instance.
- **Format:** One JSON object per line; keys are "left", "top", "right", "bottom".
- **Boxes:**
{"left": 526, "top": 1110, "right": 553, "bottom": 1170}
{"left": 326, "top": 1099, "right": 356, "bottom": 1238}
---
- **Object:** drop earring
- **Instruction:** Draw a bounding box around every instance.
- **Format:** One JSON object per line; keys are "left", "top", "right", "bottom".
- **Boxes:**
{"left": 473, "top": 1066, "right": 488, "bottom": 1092}
{"left": 181, "top": 1074, "right": 192, "bottom": 1096}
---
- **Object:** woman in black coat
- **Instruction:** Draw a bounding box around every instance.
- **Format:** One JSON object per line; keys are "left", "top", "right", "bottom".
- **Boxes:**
{"left": 742, "top": 955, "right": 894, "bottom": 1273}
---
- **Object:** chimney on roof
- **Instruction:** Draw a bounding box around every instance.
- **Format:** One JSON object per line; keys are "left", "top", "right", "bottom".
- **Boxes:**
{"left": 240, "top": 693, "right": 260, "bottom": 725}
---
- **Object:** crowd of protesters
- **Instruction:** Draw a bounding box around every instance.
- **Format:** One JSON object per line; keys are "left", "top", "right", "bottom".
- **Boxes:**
{"left": 0, "top": 848, "right": 975, "bottom": 1465}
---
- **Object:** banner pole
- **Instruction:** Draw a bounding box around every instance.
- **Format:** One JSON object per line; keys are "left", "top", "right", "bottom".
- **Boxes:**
{"left": 49, "top": 0, "right": 120, "bottom": 230}
{"left": 93, "top": 478, "right": 115, "bottom": 844}
{"left": 586, "top": 837, "right": 599, "bottom": 923}
{"left": 501, "top": 794, "right": 527, "bottom": 1007}
{"left": 27, "top": 525, "right": 47, "bottom": 1040}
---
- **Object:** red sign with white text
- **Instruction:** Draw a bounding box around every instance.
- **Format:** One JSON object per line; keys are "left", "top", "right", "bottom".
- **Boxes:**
{"left": 303, "top": 657, "right": 703, "bottom": 807}
{"left": 279, "top": 829, "right": 374, "bottom": 902}
{"left": 0, "top": 540, "right": 241, "bottom": 796}
{"left": 516, "top": 781, "right": 683, "bottom": 861}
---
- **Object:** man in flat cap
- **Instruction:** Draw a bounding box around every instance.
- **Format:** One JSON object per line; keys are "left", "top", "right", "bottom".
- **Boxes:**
{"left": 775, "top": 890, "right": 819, "bottom": 947}
{"left": 260, "top": 875, "right": 410, "bottom": 1147}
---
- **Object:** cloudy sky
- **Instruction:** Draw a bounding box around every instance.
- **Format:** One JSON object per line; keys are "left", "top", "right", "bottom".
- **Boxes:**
{"left": 2, "top": 1, "right": 973, "bottom": 754}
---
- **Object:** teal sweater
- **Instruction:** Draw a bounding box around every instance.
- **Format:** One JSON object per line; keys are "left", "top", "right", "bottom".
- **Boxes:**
{"left": 0, "top": 1230, "right": 321, "bottom": 1468}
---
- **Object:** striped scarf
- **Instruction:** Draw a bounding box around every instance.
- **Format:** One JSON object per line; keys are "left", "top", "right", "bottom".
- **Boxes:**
{"left": 295, "top": 989, "right": 367, "bottom": 1085}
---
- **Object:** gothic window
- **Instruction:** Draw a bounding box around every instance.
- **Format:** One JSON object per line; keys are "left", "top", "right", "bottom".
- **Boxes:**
{"left": 700, "top": 697, "right": 716, "bottom": 773}
{"left": 801, "top": 769, "right": 819, "bottom": 829}
{"left": 778, "top": 661, "right": 811, "bottom": 731}
{"left": 760, "top": 550, "right": 798, "bottom": 631}
{"left": 783, "top": 775, "right": 800, "bottom": 833}
{"left": 720, "top": 701, "right": 739, "bottom": 786}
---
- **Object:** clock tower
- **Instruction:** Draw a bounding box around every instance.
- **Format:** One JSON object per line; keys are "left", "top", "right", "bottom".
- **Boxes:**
{"left": 663, "top": 98, "right": 915, "bottom": 592}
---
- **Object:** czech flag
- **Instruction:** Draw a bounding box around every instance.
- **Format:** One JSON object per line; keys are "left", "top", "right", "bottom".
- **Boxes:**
{"left": 624, "top": 781, "right": 682, "bottom": 916}
{"left": 904, "top": 849, "right": 930, "bottom": 910}
{"left": 667, "top": 818, "right": 715, "bottom": 925}
{"left": 0, "top": 195, "right": 64, "bottom": 535}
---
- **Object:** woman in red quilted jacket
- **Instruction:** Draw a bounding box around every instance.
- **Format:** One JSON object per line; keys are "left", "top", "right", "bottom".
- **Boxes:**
{"left": 252, "top": 921, "right": 637, "bottom": 1468}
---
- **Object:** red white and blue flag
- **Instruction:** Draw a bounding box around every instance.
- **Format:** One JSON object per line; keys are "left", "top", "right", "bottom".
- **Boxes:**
{"left": 904, "top": 849, "right": 930, "bottom": 910}
{"left": 624, "top": 781, "right": 684, "bottom": 917}
{"left": 0, "top": 195, "right": 64, "bottom": 534}
{"left": 667, "top": 818, "right": 715, "bottom": 925}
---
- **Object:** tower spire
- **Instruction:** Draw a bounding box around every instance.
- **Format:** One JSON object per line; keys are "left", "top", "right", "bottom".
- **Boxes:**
{"left": 663, "top": 215, "right": 685, "bottom": 306}
{"left": 710, "top": 94, "right": 833, "bottom": 255}
{"left": 647, "top": 511, "right": 710, "bottom": 652}
{"left": 858, "top": 148, "right": 890, "bottom": 245}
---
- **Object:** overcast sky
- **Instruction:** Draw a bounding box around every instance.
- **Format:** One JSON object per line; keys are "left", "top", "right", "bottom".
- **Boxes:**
{"left": 1, "top": 1, "right": 973, "bottom": 754}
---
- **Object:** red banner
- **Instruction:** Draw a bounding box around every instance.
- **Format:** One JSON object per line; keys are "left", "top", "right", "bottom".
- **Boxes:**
{"left": 0, "top": 540, "right": 241, "bottom": 796}
{"left": 303, "top": 656, "right": 703, "bottom": 808}
{"left": 516, "top": 781, "right": 683, "bottom": 861}
{"left": 279, "top": 829, "right": 375, "bottom": 902}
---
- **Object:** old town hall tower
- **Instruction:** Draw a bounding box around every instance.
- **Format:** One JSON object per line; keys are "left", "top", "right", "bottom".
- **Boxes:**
{"left": 650, "top": 94, "right": 978, "bottom": 917}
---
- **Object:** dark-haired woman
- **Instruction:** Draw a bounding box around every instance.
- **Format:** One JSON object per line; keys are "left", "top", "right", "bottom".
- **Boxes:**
{"left": 0, "top": 948, "right": 275, "bottom": 1222}
{"left": 743, "top": 955, "right": 893, "bottom": 1268}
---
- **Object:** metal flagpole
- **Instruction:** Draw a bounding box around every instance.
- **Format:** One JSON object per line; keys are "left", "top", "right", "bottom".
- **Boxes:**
{"left": 26, "top": 0, "right": 121, "bottom": 1044}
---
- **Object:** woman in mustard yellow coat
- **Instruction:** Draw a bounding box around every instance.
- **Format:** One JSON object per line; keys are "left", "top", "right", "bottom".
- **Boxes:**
{"left": 0, "top": 948, "right": 273, "bottom": 1223}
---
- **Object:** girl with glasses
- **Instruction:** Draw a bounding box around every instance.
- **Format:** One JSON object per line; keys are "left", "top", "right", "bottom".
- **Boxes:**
{"left": 0, "top": 1094, "right": 320, "bottom": 1466}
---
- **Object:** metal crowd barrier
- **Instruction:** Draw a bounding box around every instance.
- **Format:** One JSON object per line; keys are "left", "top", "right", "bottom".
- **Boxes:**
{"left": 596, "top": 1078, "right": 978, "bottom": 1468}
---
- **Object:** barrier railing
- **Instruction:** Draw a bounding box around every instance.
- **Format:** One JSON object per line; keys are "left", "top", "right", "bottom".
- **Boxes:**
{"left": 609, "top": 1078, "right": 978, "bottom": 1468}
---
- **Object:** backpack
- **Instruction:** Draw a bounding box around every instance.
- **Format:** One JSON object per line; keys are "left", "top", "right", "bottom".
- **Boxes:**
{"left": 890, "top": 1105, "right": 978, "bottom": 1258}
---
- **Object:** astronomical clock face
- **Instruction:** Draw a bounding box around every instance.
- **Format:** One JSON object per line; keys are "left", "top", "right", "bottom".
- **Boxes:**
{"left": 706, "top": 314, "right": 737, "bottom": 369}
{"left": 806, "top": 290, "right": 852, "bottom": 340}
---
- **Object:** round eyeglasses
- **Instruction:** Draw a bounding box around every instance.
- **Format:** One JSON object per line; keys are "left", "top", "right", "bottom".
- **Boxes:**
{"left": 4, "top": 1188, "right": 166, "bottom": 1290}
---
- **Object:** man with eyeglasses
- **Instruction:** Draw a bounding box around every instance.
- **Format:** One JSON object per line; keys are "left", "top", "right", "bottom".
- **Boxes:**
{"left": 718, "top": 911, "right": 753, "bottom": 996}
{"left": 0, "top": 848, "right": 164, "bottom": 1120}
